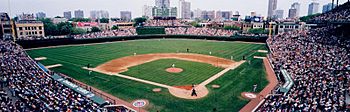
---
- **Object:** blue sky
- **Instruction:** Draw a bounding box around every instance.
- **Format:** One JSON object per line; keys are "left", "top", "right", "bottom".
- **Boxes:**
{"left": 0, "top": 0, "right": 348, "bottom": 18}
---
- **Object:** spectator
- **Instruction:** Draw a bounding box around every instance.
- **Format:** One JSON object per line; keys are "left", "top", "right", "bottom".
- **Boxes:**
{"left": 259, "top": 27, "right": 350, "bottom": 111}
{"left": 0, "top": 39, "right": 102, "bottom": 111}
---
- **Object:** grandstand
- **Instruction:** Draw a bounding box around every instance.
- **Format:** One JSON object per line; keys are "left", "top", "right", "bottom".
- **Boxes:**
{"left": 1, "top": 1, "right": 350, "bottom": 112}
{"left": 309, "top": 2, "right": 350, "bottom": 24}
{"left": 0, "top": 39, "right": 101, "bottom": 111}
{"left": 257, "top": 2, "right": 350, "bottom": 111}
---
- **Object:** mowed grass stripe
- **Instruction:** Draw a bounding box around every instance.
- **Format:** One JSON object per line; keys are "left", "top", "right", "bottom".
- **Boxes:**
{"left": 121, "top": 59, "right": 223, "bottom": 86}
{"left": 26, "top": 39, "right": 269, "bottom": 112}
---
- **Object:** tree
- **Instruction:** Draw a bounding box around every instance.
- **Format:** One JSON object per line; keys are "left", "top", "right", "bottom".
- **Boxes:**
{"left": 133, "top": 17, "right": 147, "bottom": 26}
{"left": 111, "top": 18, "right": 121, "bottom": 22}
{"left": 69, "top": 18, "right": 91, "bottom": 22}
{"left": 56, "top": 22, "right": 73, "bottom": 35}
{"left": 91, "top": 27, "right": 101, "bottom": 32}
{"left": 39, "top": 18, "right": 59, "bottom": 36}
{"left": 111, "top": 26, "right": 119, "bottom": 30}
{"left": 248, "top": 28, "right": 268, "bottom": 34}
{"left": 190, "top": 21, "right": 202, "bottom": 27}
{"left": 70, "top": 27, "right": 86, "bottom": 35}
{"left": 224, "top": 26, "right": 241, "bottom": 30}
{"left": 13, "top": 17, "right": 19, "bottom": 21}
{"left": 97, "top": 18, "right": 109, "bottom": 23}
{"left": 299, "top": 13, "right": 321, "bottom": 22}
{"left": 44, "top": 23, "right": 59, "bottom": 36}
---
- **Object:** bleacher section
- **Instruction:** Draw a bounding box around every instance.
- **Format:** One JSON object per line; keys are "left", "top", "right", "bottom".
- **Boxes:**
{"left": 309, "top": 2, "right": 350, "bottom": 24}
{"left": 0, "top": 39, "right": 136, "bottom": 111}
{"left": 136, "top": 27, "right": 166, "bottom": 35}
{"left": 258, "top": 2, "right": 350, "bottom": 111}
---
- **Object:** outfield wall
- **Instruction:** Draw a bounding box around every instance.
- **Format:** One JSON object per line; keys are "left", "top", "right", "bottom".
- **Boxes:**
{"left": 18, "top": 35, "right": 267, "bottom": 49}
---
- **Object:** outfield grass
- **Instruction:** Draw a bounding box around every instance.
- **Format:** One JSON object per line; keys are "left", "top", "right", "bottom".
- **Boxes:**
{"left": 122, "top": 59, "right": 224, "bottom": 86}
{"left": 26, "top": 39, "right": 269, "bottom": 111}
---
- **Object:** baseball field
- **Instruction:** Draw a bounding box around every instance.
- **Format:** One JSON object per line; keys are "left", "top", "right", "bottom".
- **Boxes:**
{"left": 26, "top": 39, "right": 269, "bottom": 111}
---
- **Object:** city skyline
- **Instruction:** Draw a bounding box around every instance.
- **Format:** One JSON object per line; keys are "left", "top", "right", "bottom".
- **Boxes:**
{"left": 0, "top": 0, "right": 348, "bottom": 19}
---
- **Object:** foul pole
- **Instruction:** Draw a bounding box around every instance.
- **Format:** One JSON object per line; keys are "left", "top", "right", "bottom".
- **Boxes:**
{"left": 268, "top": 22, "right": 273, "bottom": 38}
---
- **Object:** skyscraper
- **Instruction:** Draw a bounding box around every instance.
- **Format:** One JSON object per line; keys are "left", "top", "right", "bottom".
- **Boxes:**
{"left": 308, "top": 2, "right": 320, "bottom": 15}
{"left": 221, "top": 11, "right": 233, "bottom": 20}
{"left": 90, "top": 10, "right": 109, "bottom": 19}
{"left": 179, "top": 0, "right": 191, "bottom": 19}
{"left": 35, "top": 12, "right": 46, "bottom": 19}
{"left": 267, "top": 0, "right": 277, "bottom": 19}
{"left": 215, "top": 11, "right": 232, "bottom": 20}
{"left": 201, "top": 10, "right": 215, "bottom": 20}
{"left": 291, "top": 2, "right": 300, "bottom": 17}
{"left": 74, "top": 10, "right": 84, "bottom": 18}
{"left": 288, "top": 9, "right": 297, "bottom": 18}
{"left": 322, "top": 3, "right": 335, "bottom": 13}
{"left": 274, "top": 10, "right": 284, "bottom": 19}
{"left": 155, "top": 0, "right": 170, "bottom": 8}
{"left": 152, "top": 7, "right": 177, "bottom": 17}
{"left": 90, "top": 11, "right": 98, "bottom": 19}
{"left": 288, "top": 2, "right": 300, "bottom": 18}
{"left": 120, "top": 11, "right": 132, "bottom": 21}
{"left": 152, "top": 0, "right": 177, "bottom": 18}
{"left": 142, "top": 5, "right": 153, "bottom": 18}
{"left": 63, "top": 11, "right": 72, "bottom": 19}
{"left": 193, "top": 8, "right": 202, "bottom": 19}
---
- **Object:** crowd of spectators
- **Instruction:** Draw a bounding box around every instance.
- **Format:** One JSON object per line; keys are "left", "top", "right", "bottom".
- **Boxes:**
{"left": 16, "top": 35, "right": 68, "bottom": 41}
{"left": 0, "top": 89, "right": 18, "bottom": 111}
{"left": 0, "top": 39, "right": 103, "bottom": 111}
{"left": 310, "top": 2, "right": 350, "bottom": 22}
{"left": 144, "top": 20, "right": 189, "bottom": 27}
{"left": 259, "top": 26, "right": 350, "bottom": 111}
{"left": 73, "top": 28, "right": 136, "bottom": 39}
{"left": 165, "top": 27, "right": 236, "bottom": 37}
{"left": 15, "top": 26, "right": 237, "bottom": 41}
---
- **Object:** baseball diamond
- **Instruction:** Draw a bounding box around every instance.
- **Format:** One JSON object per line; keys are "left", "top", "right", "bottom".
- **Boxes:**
{"left": 26, "top": 39, "right": 270, "bottom": 111}
{"left": 1, "top": 1, "right": 349, "bottom": 112}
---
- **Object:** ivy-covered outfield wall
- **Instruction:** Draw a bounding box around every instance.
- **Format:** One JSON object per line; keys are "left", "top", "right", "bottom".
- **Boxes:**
{"left": 136, "top": 27, "right": 166, "bottom": 35}
{"left": 17, "top": 35, "right": 268, "bottom": 49}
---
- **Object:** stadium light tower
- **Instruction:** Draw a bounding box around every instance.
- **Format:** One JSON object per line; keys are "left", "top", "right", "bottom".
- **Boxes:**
{"left": 337, "top": 0, "right": 339, "bottom": 7}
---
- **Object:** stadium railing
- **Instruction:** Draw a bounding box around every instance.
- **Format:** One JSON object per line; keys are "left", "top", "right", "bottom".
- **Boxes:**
{"left": 23, "top": 50, "right": 120, "bottom": 108}
{"left": 279, "top": 69, "right": 294, "bottom": 93}
{"left": 56, "top": 73, "right": 137, "bottom": 112}
{"left": 25, "top": 50, "right": 137, "bottom": 110}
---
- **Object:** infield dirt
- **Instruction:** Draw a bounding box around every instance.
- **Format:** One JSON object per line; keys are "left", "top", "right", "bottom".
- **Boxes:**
{"left": 94, "top": 53, "right": 235, "bottom": 74}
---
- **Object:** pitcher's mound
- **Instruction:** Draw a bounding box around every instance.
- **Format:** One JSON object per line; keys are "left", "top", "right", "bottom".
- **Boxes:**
{"left": 166, "top": 68, "right": 183, "bottom": 73}
{"left": 174, "top": 85, "right": 193, "bottom": 90}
